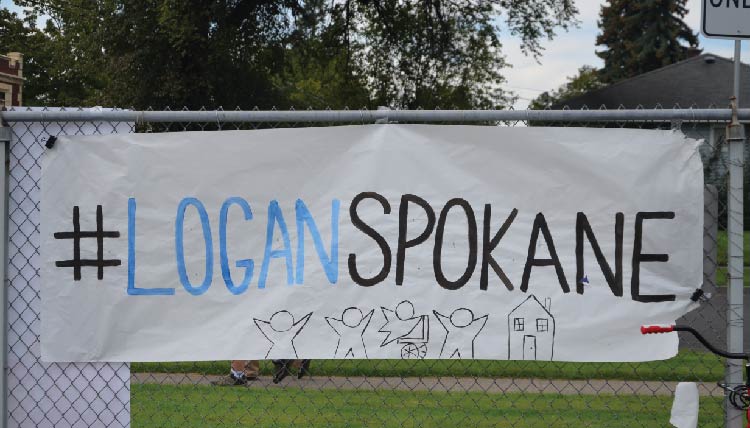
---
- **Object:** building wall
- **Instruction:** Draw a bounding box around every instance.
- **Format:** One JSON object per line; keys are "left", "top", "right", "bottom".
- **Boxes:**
{"left": 0, "top": 52, "right": 23, "bottom": 107}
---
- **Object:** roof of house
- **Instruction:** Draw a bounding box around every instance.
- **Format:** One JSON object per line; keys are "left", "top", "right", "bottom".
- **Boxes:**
{"left": 552, "top": 53, "right": 750, "bottom": 110}
{"left": 508, "top": 295, "right": 553, "bottom": 318}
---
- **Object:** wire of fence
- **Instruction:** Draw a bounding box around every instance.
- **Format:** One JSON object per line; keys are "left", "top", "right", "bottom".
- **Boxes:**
{"left": 0, "top": 105, "right": 745, "bottom": 428}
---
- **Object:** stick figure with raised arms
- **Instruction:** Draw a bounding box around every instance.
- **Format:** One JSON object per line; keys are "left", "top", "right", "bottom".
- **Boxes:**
{"left": 326, "top": 307, "right": 374, "bottom": 358}
{"left": 254, "top": 310, "right": 312, "bottom": 359}
{"left": 433, "top": 308, "right": 488, "bottom": 359}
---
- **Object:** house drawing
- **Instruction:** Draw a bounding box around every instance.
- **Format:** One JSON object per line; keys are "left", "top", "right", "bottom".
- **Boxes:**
{"left": 507, "top": 295, "right": 555, "bottom": 361}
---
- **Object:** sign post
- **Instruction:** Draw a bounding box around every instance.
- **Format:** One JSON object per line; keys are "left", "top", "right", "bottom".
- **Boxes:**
{"left": 702, "top": 2, "right": 747, "bottom": 427}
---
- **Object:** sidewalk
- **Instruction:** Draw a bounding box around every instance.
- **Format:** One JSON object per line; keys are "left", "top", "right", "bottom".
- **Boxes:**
{"left": 132, "top": 373, "right": 724, "bottom": 397}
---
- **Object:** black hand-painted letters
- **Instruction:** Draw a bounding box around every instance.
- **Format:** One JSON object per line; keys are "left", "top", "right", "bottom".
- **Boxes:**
{"left": 575, "top": 212, "right": 623, "bottom": 296}
{"left": 348, "top": 192, "right": 392, "bottom": 287}
{"left": 347, "top": 192, "right": 678, "bottom": 303}
{"left": 396, "top": 194, "right": 436, "bottom": 285}
{"left": 631, "top": 211, "right": 676, "bottom": 302}
{"left": 433, "top": 198, "right": 477, "bottom": 290}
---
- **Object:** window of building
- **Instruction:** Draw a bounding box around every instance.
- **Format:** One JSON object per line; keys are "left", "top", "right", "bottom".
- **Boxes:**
{"left": 513, "top": 318, "right": 524, "bottom": 331}
{"left": 536, "top": 318, "right": 548, "bottom": 332}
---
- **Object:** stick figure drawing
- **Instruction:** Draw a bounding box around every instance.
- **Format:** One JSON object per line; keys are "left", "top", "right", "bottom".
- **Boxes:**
{"left": 325, "top": 307, "right": 375, "bottom": 358}
{"left": 254, "top": 310, "right": 312, "bottom": 359}
{"left": 433, "top": 308, "right": 488, "bottom": 359}
{"left": 379, "top": 300, "right": 430, "bottom": 359}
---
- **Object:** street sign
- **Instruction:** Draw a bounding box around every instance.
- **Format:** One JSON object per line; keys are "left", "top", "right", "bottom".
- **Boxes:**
{"left": 702, "top": 0, "right": 750, "bottom": 39}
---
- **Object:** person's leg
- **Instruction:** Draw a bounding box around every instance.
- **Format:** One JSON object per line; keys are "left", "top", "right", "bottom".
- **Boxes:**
{"left": 297, "top": 359, "right": 311, "bottom": 379}
{"left": 231, "top": 360, "right": 246, "bottom": 373}
{"left": 244, "top": 360, "right": 259, "bottom": 380}
{"left": 272, "top": 359, "right": 293, "bottom": 384}
{"left": 211, "top": 360, "right": 248, "bottom": 386}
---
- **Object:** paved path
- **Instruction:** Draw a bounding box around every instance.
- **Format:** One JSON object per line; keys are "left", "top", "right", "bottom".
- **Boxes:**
{"left": 132, "top": 373, "right": 724, "bottom": 397}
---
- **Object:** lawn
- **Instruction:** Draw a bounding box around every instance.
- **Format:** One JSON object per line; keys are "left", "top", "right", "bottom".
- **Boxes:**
{"left": 131, "top": 383, "right": 725, "bottom": 428}
{"left": 716, "top": 230, "right": 750, "bottom": 268}
{"left": 708, "top": 230, "right": 749, "bottom": 286}
{"left": 715, "top": 266, "right": 750, "bottom": 287}
{"left": 132, "top": 350, "right": 724, "bottom": 382}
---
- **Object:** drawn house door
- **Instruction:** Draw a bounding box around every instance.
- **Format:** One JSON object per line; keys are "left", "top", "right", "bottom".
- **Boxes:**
{"left": 523, "top": 335, "right": 537, "bottom": 360}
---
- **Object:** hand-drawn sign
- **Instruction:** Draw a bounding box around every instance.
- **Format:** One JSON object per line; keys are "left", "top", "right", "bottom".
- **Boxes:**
{"left": 40, "top": 126, "right": 703, "bottom": 362}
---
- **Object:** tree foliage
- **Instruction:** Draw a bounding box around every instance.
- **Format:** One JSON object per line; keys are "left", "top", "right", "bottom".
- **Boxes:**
{"left": 0, "top": 8, "right": 96, "bottom": 105}
{"left": 595, "top": 0, "right": 698, "bottom": 84}
{"left": 7, "top": 0, "right": 578, "bottom": 109}
{"left": 529, "top": 65, "right": 603, "bottom": 109}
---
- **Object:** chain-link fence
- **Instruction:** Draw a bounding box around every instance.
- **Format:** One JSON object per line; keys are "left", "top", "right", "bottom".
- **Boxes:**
{"left": 1, "top": 106, "right": 746, "bottom": 428}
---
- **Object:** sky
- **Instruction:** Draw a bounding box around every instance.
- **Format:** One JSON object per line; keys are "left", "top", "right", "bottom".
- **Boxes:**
{"left": 504, "top": 0, "right": 741, "bottom": 109}
{"left": 1, "top": 0, "right": 745, "bottom": 109}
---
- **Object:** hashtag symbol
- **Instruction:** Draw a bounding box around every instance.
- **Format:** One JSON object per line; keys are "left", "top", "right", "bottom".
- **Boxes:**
{"left": 54, "top": 205, "right": 122, "bottom": 281}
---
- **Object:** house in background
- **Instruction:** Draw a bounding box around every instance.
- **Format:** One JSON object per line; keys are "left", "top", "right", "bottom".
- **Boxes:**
{"left": 507, "top": 295, "right": 555, "bottom": 361}
{"left": 0, "top": 52, "right": 24, "bottom": 108}
{"left": 553, "top": 53, "right": 750, "bottom": 186}
{"left": 553, "top": 53, "right": 750, "bottom": 112}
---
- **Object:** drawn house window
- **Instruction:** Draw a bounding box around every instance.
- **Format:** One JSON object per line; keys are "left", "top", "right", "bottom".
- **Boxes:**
{"left": 536, "top": 318, "right": 548, "bottom": 332}
{"left": 513, "top": 318, "right": 524, "bottom": 331}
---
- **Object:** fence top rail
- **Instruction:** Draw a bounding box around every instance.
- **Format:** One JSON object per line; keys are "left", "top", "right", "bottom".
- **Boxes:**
{"left": 1, "top": 108, "right": 750, "bottom": 123}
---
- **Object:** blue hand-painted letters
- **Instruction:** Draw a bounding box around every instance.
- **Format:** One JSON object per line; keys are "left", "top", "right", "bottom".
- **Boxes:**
{"left": 127, "top": 196, "right": 340, "bottom": 296}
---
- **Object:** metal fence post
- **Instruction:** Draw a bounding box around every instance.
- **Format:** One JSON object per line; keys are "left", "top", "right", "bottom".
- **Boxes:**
{"left": 0, "top": 121, "right": 9, "bottom": 428}
{"left": 726, "top": 96, "right": 746, "bottom": 427}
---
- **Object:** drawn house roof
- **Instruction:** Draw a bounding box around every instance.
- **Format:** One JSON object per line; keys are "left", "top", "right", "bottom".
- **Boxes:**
{"left": 508, "top": 295, "right": 553, "bottom": 320}
{"left": 551, "top": 53, "right": 750, "bottom": 109}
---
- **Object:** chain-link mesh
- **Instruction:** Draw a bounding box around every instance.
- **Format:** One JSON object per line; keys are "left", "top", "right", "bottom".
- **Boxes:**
{"left": 2, "top": 106, "right": 744, "bottom": 427}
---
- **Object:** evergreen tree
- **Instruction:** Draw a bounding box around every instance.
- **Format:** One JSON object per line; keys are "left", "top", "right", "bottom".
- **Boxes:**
{"left": 596, "top": 0, "right": 698, "bottom": 84}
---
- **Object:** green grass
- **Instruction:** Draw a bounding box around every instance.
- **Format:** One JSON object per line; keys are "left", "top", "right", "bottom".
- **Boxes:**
{"left": 132, "top": 350, "right": 724, "bottom": 382}
{"left": 709, "top": 231, "right": 750, "bottom": 286}
{"left": 715, "top": 266, "right": 750, "bottom": 287}
{"left": 132, "top": 383, "right": 724, "bottom": 428}
{"left": 716, "top": 230, "right": 750, "bottom": 267}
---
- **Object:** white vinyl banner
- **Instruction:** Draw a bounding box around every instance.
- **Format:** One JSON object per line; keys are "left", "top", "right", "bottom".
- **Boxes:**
{"left": 40, "top": 125, "right": 702, "bottom": 362}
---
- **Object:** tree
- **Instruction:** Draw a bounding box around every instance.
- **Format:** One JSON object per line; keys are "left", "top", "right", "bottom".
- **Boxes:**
{"left": 0, "top": 8, "right": 92, "bottom": 105}
{"left": 12, "top": 0, "right": 579, "bottom": 109}
{"left": 0, "top": 9, "right": 44, "bottom": 102}
{"left": 270, "top": 0, "right": 370, "bottom": 109}
{"left": 354, "top": 1, "right": 508, "bottom": 109}
{"left": 596, "top": 0, "right": 698, "bottom": 84}
{"left": 529, "top": 65, "right": 603, "bottom": 109}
